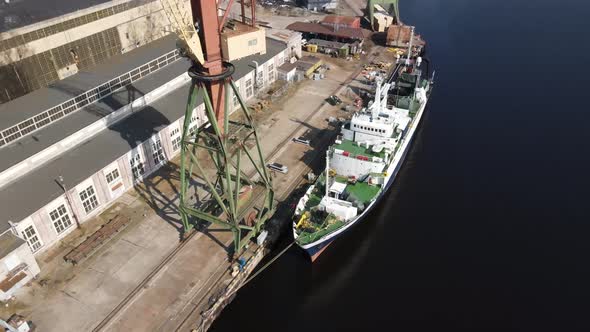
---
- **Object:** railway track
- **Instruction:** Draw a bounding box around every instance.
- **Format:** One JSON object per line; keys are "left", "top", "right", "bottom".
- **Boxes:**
{"left": 92, "top": 56, "right": 375, "bottom": 332}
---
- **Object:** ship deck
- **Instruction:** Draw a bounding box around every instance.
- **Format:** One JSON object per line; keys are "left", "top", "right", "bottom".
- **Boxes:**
{"left": 295, "top": 173, "right": 382, "bottom": 246}
{"left": 333, "top": 139, "right": 386, "bottom": 159}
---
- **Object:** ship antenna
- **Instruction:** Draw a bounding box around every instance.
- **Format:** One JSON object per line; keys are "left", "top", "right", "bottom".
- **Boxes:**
{"left": 325, "top": 150, "right": 330, "bottom": 198}
{"left": 372, "top": 77, "right": 382, "bottom": 119}
{"left": 405, "top": 26, "right": 414, "bottom": 66}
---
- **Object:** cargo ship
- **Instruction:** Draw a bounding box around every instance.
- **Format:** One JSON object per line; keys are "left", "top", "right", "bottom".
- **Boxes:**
{"left": 292, "top": 26, "right": 434, "bottom": 261}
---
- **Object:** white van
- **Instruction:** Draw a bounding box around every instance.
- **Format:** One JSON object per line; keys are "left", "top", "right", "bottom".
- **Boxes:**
{"left": 267, "top": 162, "right": 288, "bottom": 174}
{"left": 292, "top": 137, "right": 311, "bottom": 146}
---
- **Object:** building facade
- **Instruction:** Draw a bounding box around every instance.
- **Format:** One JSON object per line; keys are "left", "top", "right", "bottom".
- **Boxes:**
{"left": 221, "top": 21, "right": 267, "bottom": 61}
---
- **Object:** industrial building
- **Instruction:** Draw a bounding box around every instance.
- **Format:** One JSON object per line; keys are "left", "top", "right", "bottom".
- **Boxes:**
{"left": 286, "top": 21, "right": 370, "bottom": 44}
{"left": 0, "top": 0, "right": 298, "bottom": 300}
{"left": 371, "top": 4, "right": 395, "bottom": 32}
{"left": 321, "top": 15, "right": 361, "bottom": 29}
{"left": 266, "top": 29, "right": 303, "bottom": 59}
{"left": 386, "top": 24, "right": 425, "bottom": 50}
{"left": 0, "top": 0, "right": 188, "bottom": 104}
{"left": 221, "top": 20, "right": 267, "bottom": 61}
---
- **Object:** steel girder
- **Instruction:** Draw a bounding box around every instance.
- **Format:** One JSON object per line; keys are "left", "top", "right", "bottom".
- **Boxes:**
{"left": 179, "top": 78, "right": 275, "bottom": 256}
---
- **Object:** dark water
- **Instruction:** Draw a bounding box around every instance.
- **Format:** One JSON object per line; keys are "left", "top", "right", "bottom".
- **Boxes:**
{"left": 211, "top": 0, "right": 590, "bottom": 330}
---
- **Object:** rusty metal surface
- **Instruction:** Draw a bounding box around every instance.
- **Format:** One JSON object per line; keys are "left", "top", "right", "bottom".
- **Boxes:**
{"left": 63, "top": 215, "right": 131, "bottom": 265}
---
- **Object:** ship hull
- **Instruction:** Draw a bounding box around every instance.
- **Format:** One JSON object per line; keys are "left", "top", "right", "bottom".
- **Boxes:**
{"left": 298, "top": 96, "right": 429, "bottom": 261}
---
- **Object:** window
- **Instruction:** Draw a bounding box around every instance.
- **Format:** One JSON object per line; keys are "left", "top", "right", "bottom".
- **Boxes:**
{"left": 49, "top": 204, "right": 73, "bottom": 234}
{"left": 245, "top": 79, "right": 253, "bottom": 98}
{"left": 130, "top": 151, "right": 145, "bottom": 181}
{"left": 233, "top": 92, "right": 239, "bottom": 106}
{"left": 189, "top": 124, "right": 198, "bottom": 136}
{"left": 257, "top": 71, "right": 264, "bottom": 86}
{"left": 79, "top": 185, "right": 99, "bottom": 214}
{"left": 152, "top": 136, "right": 165, "bottom": 164}
{"left": 268, "top": 66, "right": 275, "bottom": 82}
{"left": 171, "top": 136, "right": 181, "bottom": 151}
{"left": 22, "top": 225, "right": 42, "bottom": 252}
{"left": 105, "top": 168, "right": 120, "bottom": 184}
{"left": 170, "top": 127, "right": 181, "bottom": 151}
{"left": 248, "top": 38, "right": 257, "bottom": 46}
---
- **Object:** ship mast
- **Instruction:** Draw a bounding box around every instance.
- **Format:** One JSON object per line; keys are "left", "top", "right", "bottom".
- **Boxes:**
{"left": 325, "top": 150, "right": 330, "bottom": 198}
{"left": 405, "top": 26, "right": 414, "bottom": 66}
{"left": 372, "top": 78, "right": 382, "bottom": 119}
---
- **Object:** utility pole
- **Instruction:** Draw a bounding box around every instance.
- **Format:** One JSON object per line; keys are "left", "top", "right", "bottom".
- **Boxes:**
{"left": 57, "top": 175, "right": 81, "bottom": 229}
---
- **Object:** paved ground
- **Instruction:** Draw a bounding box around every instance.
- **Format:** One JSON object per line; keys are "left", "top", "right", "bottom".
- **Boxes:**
{"left": 3, "top": 186, "right": 184, "bottom": 331}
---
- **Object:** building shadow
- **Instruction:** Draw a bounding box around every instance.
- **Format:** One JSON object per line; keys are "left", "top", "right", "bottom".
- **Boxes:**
{"left": 133, "top": 162, "right": 185, "bottom": 240}
{"left": 370, "top": 31, "right": 387, "bottom": 45}
{"left": 49, "top": 80, "right": 148, "bottom": 119}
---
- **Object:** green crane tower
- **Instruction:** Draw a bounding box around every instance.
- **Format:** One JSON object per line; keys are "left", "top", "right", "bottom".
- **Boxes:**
{"left": 367, "top": 0, "right": 400, "bottom": 31}
{"left": 161, "top": 0, "right": 276, "bottom": 257}
{"left": 178, "top": 69, "right": 276, "bottom": 257}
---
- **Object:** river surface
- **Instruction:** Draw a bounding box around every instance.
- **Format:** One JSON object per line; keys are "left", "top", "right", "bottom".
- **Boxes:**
{"left": 211, "top": 0, "right": 590, "bottom": 330}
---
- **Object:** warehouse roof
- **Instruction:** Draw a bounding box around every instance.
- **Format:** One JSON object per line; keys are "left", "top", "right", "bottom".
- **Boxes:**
{"left": 286, "top": 22, "right": 370, "bottom": 40}
{"left": 386, "top": 24, "right": 426, "bottom": 48}
{"left": 266, "top": 29, "right": 301, "bottom": 44}
{"left": 0, "top": 0, "right": 113, "bottom": 33}
{"left": 321, "top": 15, "right": 360, "bottom": 26}
{"left": 0, "top": 34, "right": 178, "bottom": 131}
{"left": 0, "top": 38, "right": 285, "bottom": 231}
{"left": 0, "top": 41, "right": 186, "bottom": 174}
{"left": 278, "top": 62, "right": 297, "bottom": 73}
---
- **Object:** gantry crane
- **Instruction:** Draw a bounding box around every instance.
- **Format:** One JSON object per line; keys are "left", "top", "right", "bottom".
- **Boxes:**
{"left": 367, "top": 0, "right": 400, "bottom": 30}
{"left": 161, "top": 0, "right": 275, "bottom": 256}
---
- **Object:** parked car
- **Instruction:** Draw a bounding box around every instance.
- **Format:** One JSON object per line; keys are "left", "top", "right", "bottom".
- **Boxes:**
{"left": 267, "top": 162, "right": 288, "bottom": 174}
{"left": 292, "top": 137, "right": 311, "bottom": 146}
{"left": 326, "top": 95, "right": 342, "bottom": 105}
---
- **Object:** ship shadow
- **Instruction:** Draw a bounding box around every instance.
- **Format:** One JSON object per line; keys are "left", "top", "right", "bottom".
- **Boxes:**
{"left": 288, "top": 117, "right": 341, "bottom": 178}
